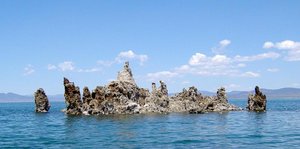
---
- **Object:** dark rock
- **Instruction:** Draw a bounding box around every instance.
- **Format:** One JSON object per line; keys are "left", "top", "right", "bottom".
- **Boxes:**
{"left": 82, "top": 87, "right": 93, "bottom": 112}
{"left": 247, "top": 86, "right": 267, "bottom": 111}
{"left": 34, "top": 88, "right": 50, "bottom": 112}
{"left": 217, "top": 87, "right": 228, "bottom": 103}
{"left": 82, "top": 87, "right": 92, "bottom": 104}
{"left": 63, "top": 78, "right": 82, "bottom": 115}
{"left": 158, "top": 80, "right": 168, "bottom": 97}
{"left": 189, "top": 108, "right": 205, "bottom": 114}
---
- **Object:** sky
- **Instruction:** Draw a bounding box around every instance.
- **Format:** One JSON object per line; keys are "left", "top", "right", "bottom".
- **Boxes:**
{"left": 1, "top": 0, "right": 300, "bottom": 95}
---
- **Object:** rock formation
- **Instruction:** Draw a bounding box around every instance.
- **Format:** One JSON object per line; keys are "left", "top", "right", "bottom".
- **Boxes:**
{"left": 34, "top": 88, "right": 50, "bottom": 112}
{"left": 117, "top": 61, "right": 137, "bottom": 86}
{"left": 63, "top": 78, "right": 82, "bottom": 115}
{"left": 62, "top": 61, "right": 241, "bottom": 115}
{"left": 140, "top": 81, "right": 170, "bottom": 113}
{"left": 247, "top": 86, "right": 267, "bottom": 111}
{"left": 169, "top": 86, "right": 240, "bottom": 114}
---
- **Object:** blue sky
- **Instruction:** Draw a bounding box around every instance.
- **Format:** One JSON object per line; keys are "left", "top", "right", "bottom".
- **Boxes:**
{"left": 1, "top": 0, "right": 300, "bottom": 95}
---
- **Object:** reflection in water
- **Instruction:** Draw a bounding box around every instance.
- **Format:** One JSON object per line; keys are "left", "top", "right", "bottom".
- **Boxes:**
{"left": 247, "top": 111, "right": 267, "bottom": 138}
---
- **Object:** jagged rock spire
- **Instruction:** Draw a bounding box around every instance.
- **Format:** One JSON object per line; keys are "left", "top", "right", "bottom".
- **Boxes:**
{"left": 34, "top": 88, "right": 51, "bottom": 112}
{"left": 247, "top": 86, "right": 267, "bottom": 111}
{"left": 63, "top": 77, "right": 82, "bottom": 115}
{"left": 117, "top": 61, "right": 137, "bottom": 86}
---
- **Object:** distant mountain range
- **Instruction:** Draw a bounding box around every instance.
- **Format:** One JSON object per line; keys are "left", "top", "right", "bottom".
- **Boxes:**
{"left": 1, "top": 88, "right": 300, "bottom": 102}
{"left": 227, "top": 88, "right": 300, "bottom": 99}
{"left": 0, "top": 93, "right": 64, "bottom": 102}
{"left": 204, "top": 88, "right": 300, "bottom": 99}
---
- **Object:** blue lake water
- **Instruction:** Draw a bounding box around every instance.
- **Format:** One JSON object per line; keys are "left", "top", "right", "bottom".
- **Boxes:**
{"left": 0, "top": 99, "right": 300, "bottom": 148}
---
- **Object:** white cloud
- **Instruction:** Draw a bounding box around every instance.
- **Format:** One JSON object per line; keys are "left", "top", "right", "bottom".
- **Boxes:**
{"left": 189, "top": 53, "right": 207, "bottom": 66}
{"left": 152, "top": 39, "right": 281, "bottom": 79}
{"left": 149, "top": 49, "right": 274, "bottom": 78}
{"left": 78, "top": 68, "right": 101, "bottom": 73}
{"left": 115, "top": 50, "right": 148, "bottom": 65}
{"left": 275, "top": 40, "right": 299, "bottom": 49}
{"left": 211, "top": 55, "right": 231, "bottom": 64}
{"left": 97, "top": 50, "right": 149, "bottom": 66}
{"left": 49, "top": 61, "right": 102, "bottom": 73}
{"left": 47, "top": 64, "right": 57, "bottom": 70}
{"left": 153, "top": 55, "right": 256, "bottom": 78}
{"left": 212, "top": 39, "right": 231, "bottom": 54}
{"left": 175, "top": 65, "right": 193, "bottom": 73}
{"left": 263, "top": 40, "right": 300, "bottom": 61}
{"left": 267, "top": 68, "right": 279, "bottom": 72}
{"left": 237, "top": 63, "right": 246, "bottom": 67}
{"left": 220, "top": 39, "right": 231, "bottom": 47}
{"left": 147, "top": 71, "right": 178, "bottom": 81}
{"left": 263, "top": 42, "right": 274, "bottom": 49}
{"left": 23, "top": 64, "right": 35, "bottom": 76}
{"left": 286, "top": 50, "right": 300, "bottom": 61}
{"left": 97, "top": 60, "right": 114, "bottom": 67}
{"left": 264, "top": 40, "right": 300, "bottom": 50}
{"left": 118, "top": 50, "right": 135, "bottom": 59}
{"left": 58, "top": 61, "right": 75, "bottom": 71}
{"left": 234, "top": 52, "right": 280, "bottom": 62}
{"left": 47, "top": 50, "right": 147, "bottom": 74}
{"left": 189, "top": 53, "right": 231, "bottom": 66}
{"left": 184, "top": 51, "right": 271, "bottom": 77}
{"left": 224, "top": 84, "right": 241, "bottom": 90}
{"left": 186, "top": 53, "right": 237, "bottom": 76}
{"left": 182, "top": 81, "right": 190, "bottom": 84}
{"left": 241, "top": 71, "right": 260, "bottom": 77}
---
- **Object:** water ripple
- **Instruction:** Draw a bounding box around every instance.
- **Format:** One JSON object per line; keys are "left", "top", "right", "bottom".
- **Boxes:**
{"left": 0, "top": 100, "right": 300, "bottom": 148}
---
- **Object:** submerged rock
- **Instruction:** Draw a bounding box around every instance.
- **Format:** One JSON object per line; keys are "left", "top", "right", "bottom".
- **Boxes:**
{"left": 34, "top": 88, "right": 50, "bottom": 112}
{"left": 62, "top": 61, "right": 241, "bottom": 115}
{"left": 247, "top": 86, "right": 267, "bottom": 111}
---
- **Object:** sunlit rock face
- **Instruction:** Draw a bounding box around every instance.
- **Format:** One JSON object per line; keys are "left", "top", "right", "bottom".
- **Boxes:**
{"left": 247, "top": 86, "right": 267, "bottom": 111}
{"left": 117, "top": 61, "right": 137, "bottom": 86}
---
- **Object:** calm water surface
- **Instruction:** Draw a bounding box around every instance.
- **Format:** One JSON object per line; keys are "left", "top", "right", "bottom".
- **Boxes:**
{"left": 0, "top": 99, "right": 300, "bottom": 148}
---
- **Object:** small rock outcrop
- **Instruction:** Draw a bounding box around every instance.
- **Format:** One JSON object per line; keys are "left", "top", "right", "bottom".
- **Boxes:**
{"left": 141, "top": 81, "right": 170, "bottom": 113}
{"left": 62, "top": 61, "right": 241, "bottom": 115}
{"left": 34, "top": 88, "right": 50, "bottom": 112}
{"left": 247, "top": 86, "right": 267, "bottom": 111}
{"left": 63, "top": 78, "right": 82, "bottom": 115}
{"left": 169, "top": 86, "right": 240, "bottom": 114}
{"left": 169, "top": 86, "right": 204, "bottom": 113}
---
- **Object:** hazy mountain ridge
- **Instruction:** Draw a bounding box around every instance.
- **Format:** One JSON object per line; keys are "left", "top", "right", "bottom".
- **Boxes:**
{"left": 1, "top": 88, "right": 300, "bottom": 102}
{"left": 225, "top": 88, "right": 300, "bottom": 99}
{"left": 0, "top": 93, "right": 64, "bottom": 102}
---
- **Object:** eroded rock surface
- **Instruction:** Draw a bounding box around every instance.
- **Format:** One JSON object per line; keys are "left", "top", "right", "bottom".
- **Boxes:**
{"left": 170, "top": 86, "right": 240, "bottom": 114}
{"left": 117, "top": 61, "right": 137, "bottom": 86}
{"left": 34, "top": 88, "right": 50, "bottom": 112}
{"left": 63, "top": 78, "right": 82, "bottom": 115}
{"left": 63, "top": 61, "right": 241, "bottom": 115}
{"left": 247, "top": 86, "right": 267, "bottom": 111}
